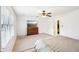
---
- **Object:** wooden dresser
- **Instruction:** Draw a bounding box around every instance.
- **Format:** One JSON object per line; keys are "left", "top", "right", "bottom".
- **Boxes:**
{"left": 27, "top": 24, "right": 38, "bottom": 35}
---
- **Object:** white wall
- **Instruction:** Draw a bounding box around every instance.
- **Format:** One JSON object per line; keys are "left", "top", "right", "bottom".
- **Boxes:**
{"left": 37, "top": 17, "right": 54, "bottom": 35}
{"left": 60, "top": 9, "right": 79, "bottom": 40}
{"left": 16, "top": 16, "right": 55, "bottom": 36}
{"left": 16, "top": 16, "right": 27, "bottom": 36}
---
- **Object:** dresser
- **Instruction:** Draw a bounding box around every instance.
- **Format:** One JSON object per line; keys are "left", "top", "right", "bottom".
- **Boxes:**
{"left": 27, "top": 24, "right": 38, "bottom": 35}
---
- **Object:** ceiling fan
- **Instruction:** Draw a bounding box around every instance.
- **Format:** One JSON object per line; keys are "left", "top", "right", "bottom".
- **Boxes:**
{"left": 41, "top": 10, "right": 52, "bottom": 17}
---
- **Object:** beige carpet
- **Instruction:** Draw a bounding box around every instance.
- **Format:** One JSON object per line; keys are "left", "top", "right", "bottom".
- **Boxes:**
{"left": 42, "top": 35, "right": 79, "bottom": 52}
{"left": 13, "top": 33, "right": 79, "bottom": 52}
{"left": 13, "top": 33, "right": 53, "bottom": 52}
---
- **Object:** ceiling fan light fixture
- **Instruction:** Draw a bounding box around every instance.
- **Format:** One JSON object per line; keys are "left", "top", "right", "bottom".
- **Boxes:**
{"left": 41, "top": 10, "right": 47, "bottom": 16}
{"left": 40, "top": 10, "right": 52, "bottom": 17}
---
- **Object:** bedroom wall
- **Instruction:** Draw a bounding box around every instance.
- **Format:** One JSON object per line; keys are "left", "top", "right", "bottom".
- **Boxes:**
{"left": 16, "top": 16, "right": 55, "bottom": 36}
{"left": 37, "top": 17, "right": 54, "bottom": 35}
{"left": 16, "top": 16, "right": 27, "bottom": 36}
{"left": 16, "top": 9, "right": 79, "bottom": 40}
{"left": 60, "top": 9, "right": 79, "bottom": 40}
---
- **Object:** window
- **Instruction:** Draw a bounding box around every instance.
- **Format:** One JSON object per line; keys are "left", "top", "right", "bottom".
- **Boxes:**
{"left": 1, "top": 7, "right": 14, "bottom": 49}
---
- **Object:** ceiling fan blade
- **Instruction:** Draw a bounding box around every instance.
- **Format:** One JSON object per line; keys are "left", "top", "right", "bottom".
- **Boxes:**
{"left": 47, "top": 15, "right": 52, "bottom": 17}
{"left": 48, "top": 12, "right": 52, "bottom": 14}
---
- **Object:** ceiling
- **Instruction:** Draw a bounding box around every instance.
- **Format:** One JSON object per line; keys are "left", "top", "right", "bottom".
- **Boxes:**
{"left": 13, "top": 6, "right": 79, "bottom": 17}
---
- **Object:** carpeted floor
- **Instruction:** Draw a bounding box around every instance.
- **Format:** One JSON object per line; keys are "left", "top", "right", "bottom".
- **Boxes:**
{"left": 13, "top": 33, "right": 53, "bottom": 52}
{"left": 13, "top": 33, "right": 79, "bottom": 52}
